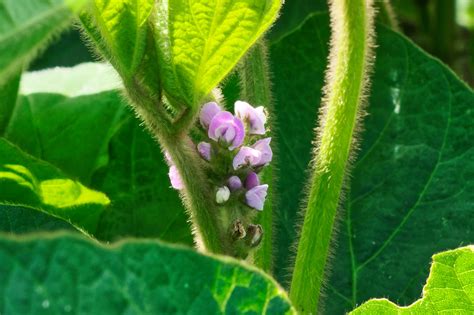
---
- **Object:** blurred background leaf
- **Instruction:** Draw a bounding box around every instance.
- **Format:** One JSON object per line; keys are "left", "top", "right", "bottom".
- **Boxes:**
{"left": 3, "top": 63, "right": 193, "bottom": 244}
{"left": 0, "top": 138, "right": 109, "bottom": 233}
{"left": 0, "top": 0, "right": 89, "bottom": 84}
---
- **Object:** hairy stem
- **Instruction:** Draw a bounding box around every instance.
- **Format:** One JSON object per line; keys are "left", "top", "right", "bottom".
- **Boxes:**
{"left": 161, "top": 135, "right": 226, "bottom": 254}
{"left": 238, "top": 39, "right": 274, "bottom": 272}
{"left": 124, "top": 79, "right": 225, "bottom": 254}
{"left": 289, "top": 0, "right": 375, "bottom": 313}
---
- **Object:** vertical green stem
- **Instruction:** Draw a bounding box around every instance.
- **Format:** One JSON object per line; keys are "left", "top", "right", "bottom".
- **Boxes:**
{"left": 238, "top": 39, "right": 274, "bottom": 272}
{"left": 161, "top": 135, "right": 226, "bottom": 254}
{"left": 289, "top": 0, "right": 374, "bottom": 313}
{"left": 124, "top": 81, "right": 225, "bottom": 255}
{"left": 377, "top": 0, "right": 400, "bottom": 31}
{"left": 432, "top": 0, "right": 455, "bottom": 64}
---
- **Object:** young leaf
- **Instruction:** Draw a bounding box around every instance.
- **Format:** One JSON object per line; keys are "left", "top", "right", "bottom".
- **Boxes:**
{"left": 350, "top": 246, "right": 474, "bottom": 314}
{"left": 262, "top": 13, "right": 474, "bottom": 313}
{"left": 0, "top": 0, "right": 89, "bottom": 84}
{"left": 155, "top": 0, "right": 282, "bottom": 108}
{"left": 0, "top": 205, "right": 75, "bottom": 233}
{"left": 80, "top": 0, "right": 154, "bottom": 77}
{"left": 0, "top": 233, "right": 296, "bottom": 314}
{"left": 0, "top": 138, "right": 109, "bottom": 233}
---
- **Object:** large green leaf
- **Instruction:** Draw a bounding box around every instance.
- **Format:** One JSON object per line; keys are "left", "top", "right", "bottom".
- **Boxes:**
{"left": 0, "top": 233, "right": 295, "bottom": 314}
{"left": 266, "top": 13, "right": 474, "bottom": 313}
{"left": 0, "top": 205, "right": 74, "bottom": 233}
{"left": 350, "top": 246, "right": 474, "bottom": 314}
{"left": 6, "top": 63, "right": 192, "bottom": 244}
{"left": 155, "top": 0, "right": 282, "bottom": 108}
{"left": 268, "top": 0, "right": 327, "bottom": 42}
{"left": 0, "top": 0, "right": 89, "bottom": 84}
{"left": 0, "top": 138, "right": 109, "bottom": 233}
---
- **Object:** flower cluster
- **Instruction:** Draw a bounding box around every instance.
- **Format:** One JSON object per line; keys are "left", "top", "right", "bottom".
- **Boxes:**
{"left": 167, "top": 101, "right": 273, "bottom": 211}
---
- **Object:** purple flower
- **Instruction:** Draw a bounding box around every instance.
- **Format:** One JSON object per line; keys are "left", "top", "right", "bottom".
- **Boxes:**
{"left": 197, "top": 142, "right": 211, "bottom": 161}
{"left": 208, "top": 111, "right": 245, "bottom": 150}
{"left": 245, "top": 172, "right": 260, "bottom": 189}
{"left": 228, "top": 176, "right": 243, "bottom": 191}
{"left": 233, "top": 146, "right": 262, "bottom": 170}
{"left": 235, "top": 101, "right": 267, "bottom": 135}
{"left": 164, "top": 150, "right": 173, "bottom": 164}
{"left": 245, "top": 184, "right": 268, "bottom": 211}
{"left": 200, "top": 102, "right": 222, "bottom": 128}
{"left": 232, "top": 138, "right": 273, "bottom": 170}
{"left": 168, "top": 165, "right": 184, "bottom": 190}
{"left": 252, "top": 138, "right": 273, "bottom": 165}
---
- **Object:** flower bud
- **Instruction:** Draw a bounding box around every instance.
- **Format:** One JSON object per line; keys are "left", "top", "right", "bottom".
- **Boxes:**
{"left": 216, "top": 186, "right": 230, "bottom": 204}
{"left": 227, "top": 176, "right": 243, "bottom": 191}
{"left": 197, "top": 142, "right": 211, "bottom": 161}
{"left": 244, "top": 172, "right": 260, "bottom": 189}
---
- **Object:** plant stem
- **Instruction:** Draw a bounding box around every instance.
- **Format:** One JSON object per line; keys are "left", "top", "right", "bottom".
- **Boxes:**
{"left": 289, "top": 0, "right": 375, "bottom": 313}
{"left": 238, "top": 39, "right": 274, "bottom": 272}
{"left": 432, "top": 0, "right": 455, "bottom": 64}
{"left": 162, "top": 135, "right": 226, "bottom": 254}
{"left": 377, "top": 0, "right": 400, "bottom": 31}
{"left": 124, "top": 79, "right": 225, "bottom": 254}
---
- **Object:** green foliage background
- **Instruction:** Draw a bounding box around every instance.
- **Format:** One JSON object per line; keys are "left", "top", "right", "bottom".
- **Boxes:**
{"left": 1, "top": 0, "right": 473, "bottom": 314}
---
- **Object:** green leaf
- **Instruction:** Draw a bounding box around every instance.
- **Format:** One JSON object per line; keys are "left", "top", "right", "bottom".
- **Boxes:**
{"left": 263, "top": 13, "right": 474, "bottom": 312}
{"left": 7, "top": 63, "right": 192, "bottom": 244}
{"left": 155, "top": 0, "right": 282, "bottom": 108}
{"left": 0, "top": 205, "right": 74, "bottom": 233}
{"left": 350, "top": 246, "right": 474, "bottom": 314}
{"left": 7, "top": 63, "right": 122, "bottom": 185}
{"left": 0, "top": 232, "right": 296, "bottom": 314}
{"left": 268, "top": 0, "right": 327, "bottom": 42}
{"left": 93, "top": 115, "right": 193, "bottom": 244}
{"left": 0, "top": 0, "right": 89, "bottom": 84}
{"left": 0, "top": 138, "right": 109, "bottom": 233}
{"left": 80, "top": 0, "right": 154, "bottom": 77}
